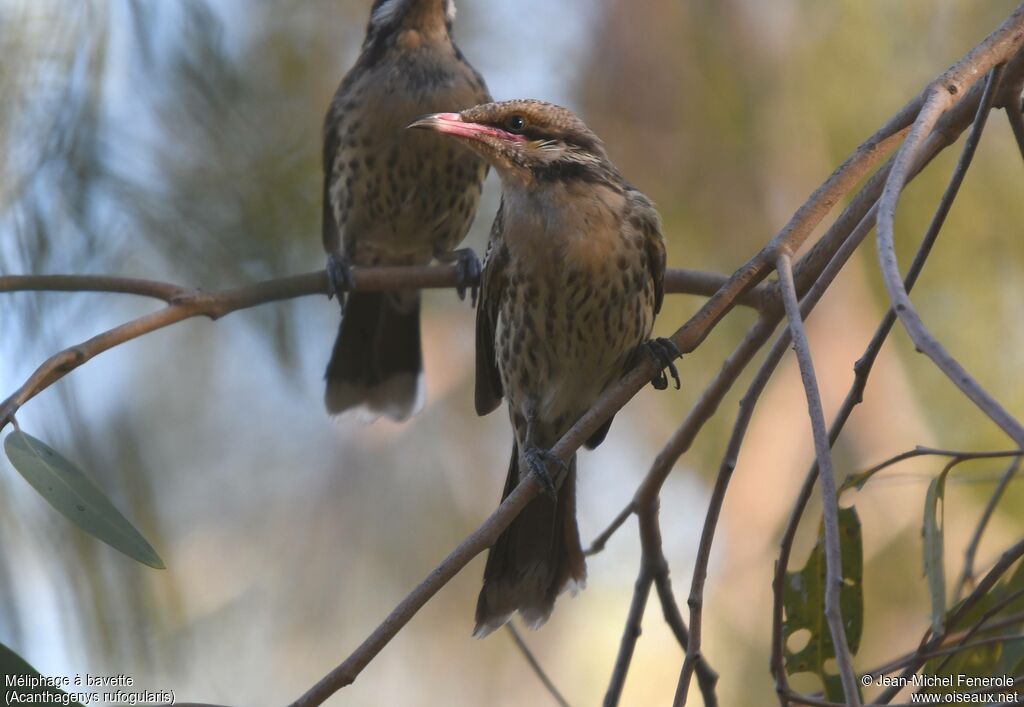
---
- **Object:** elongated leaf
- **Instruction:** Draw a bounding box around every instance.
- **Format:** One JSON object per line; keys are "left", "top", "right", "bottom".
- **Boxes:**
{"left": 783, "top": 506, "right": 864, "bottom": 702}
{"left": 923, "top": 465, "right": 952, "bottom": 635}
{"left": 4, "top": 430, "right": 165, "bottom": 569}
{"left": 1, "top": 641, "right": 84, "bottom": 706}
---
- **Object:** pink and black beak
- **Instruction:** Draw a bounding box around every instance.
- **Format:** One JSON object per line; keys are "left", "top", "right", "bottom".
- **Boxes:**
{"left": 407, "top": 113, "right": 525, "bottom": 144}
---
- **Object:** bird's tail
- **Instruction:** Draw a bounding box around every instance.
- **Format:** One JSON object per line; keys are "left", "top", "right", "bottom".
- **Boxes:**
{"left": 324, "top": 291, "right": 423, "bottom": 421}
{"left": 474, "top": 442, "right": 586, "bottom": 637}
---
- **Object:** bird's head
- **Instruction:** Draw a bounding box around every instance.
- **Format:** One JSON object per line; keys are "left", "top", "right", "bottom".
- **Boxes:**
{"left": 368, "top": 0, "right": 456, "bottom": 37}
{"left": 407, "top": 100, "right": 611, "bottom": 186}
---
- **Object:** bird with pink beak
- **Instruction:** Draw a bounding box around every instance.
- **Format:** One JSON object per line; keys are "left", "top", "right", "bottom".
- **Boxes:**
{"left": 412, "top": 99, "right": 679, "bottom": 636}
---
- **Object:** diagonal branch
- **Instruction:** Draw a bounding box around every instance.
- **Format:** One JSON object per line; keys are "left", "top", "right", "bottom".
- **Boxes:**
{"left": 874, "top": 537, "right": 1024, "bottom": 704}
{"left": 953, "top": 457, "right": 1023, "bottom": 601}
{"left": 505, "top": 624, "right": 572, "bottom": 707}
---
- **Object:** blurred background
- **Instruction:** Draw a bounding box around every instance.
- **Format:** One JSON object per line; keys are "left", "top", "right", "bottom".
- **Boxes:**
{"left": 2, "top": 0, "right": 1023, "bottom": 704}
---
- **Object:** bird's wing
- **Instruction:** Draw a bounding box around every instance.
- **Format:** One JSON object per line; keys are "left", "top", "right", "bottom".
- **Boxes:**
{"left": 475, "top": 200, "right": 508, "bottom": 416}
{"left": 628, "top": 189, "right": 666, "bottom": 314}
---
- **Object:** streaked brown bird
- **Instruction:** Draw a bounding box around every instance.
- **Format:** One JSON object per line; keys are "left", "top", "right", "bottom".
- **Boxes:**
{"left": 410, "top": 100, "right": 678, "bottom": 635}
{"left": 322, "top": 0, "right": 490, "bottom": 420}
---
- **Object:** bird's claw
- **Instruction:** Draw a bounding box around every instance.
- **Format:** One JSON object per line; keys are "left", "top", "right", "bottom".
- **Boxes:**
{"left": 447, "top": 248, "right": 481, "bottom": 307}
{"left": 642, "top": 338, "right": 682, "bottom": 391}
{"left": 326, "top": 252, "right": 355, "bottom": 312}
{"left": 523, "top": 446, "right": 566, "bottom": 500}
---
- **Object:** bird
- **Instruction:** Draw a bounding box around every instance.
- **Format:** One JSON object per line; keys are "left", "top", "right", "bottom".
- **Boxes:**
{"left": 409, "top": 99, "right": 678, "bottom": 636}
{"left": 321, "top": 0, "right": 491, "bottom": 420}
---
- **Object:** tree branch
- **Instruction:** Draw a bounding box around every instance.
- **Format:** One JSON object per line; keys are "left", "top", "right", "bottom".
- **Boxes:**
{"left": 776, "top": 252, "right": 860, "bottom": 705}
{"left": 953, "top": 457, "right": 1023, "bottom": 601}
{"left": 0, "top": 265, "right": 759, "bottom": 432}
{"left": 876, "top": 57, "right": 1024, "bottom": 449}
{"left": 505, "top": 624, "right": 572, "bottom": 707}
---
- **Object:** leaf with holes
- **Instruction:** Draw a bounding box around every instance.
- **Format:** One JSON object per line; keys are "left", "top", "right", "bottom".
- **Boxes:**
{"left": 1, "top": 641, "right": 84, "bottom": 706}
{"left": 783, "top": 506, "right": 863, "bottom": 702}
{"left": 4, "top": 430, "right": 165, "bottom": 569}
{"left": 923, "top": 465, "right": 952, "bottom": 635}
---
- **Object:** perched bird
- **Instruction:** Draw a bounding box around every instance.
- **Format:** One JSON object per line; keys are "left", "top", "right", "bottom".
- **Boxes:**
{"left": 410, "top": 100, "right": 678, "bottom": 635}
{"left": 322, "top": 0, "right": 490, "bottom": 420}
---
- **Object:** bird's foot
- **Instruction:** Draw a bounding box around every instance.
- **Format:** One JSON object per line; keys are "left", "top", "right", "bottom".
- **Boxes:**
{"left": 641, "top": 337, "right": 682, "bottom": 391}
{"left": 523, "top": 446, "right": 566, "bottom": 500}
{"left": 438, "top": 247, "right": 481, "bottom": 306}
{"left": 326, "top": 252, "right": 355, "bottom": 311}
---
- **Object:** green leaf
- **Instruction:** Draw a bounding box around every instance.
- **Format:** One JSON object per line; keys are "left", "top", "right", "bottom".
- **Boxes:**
{"left": 1, "top": 641, "right": 84, "bottom": 706}
{"left": 922, "top": 465, "right": 952, "bottom": 636}
{"left": 783, "top": 506, "right": 864, "bottom": 702}
{"left": 4, "top": 430, "right": 165, "bottom": 569}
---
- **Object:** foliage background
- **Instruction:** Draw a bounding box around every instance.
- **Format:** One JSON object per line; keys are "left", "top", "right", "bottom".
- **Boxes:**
{"left": 1, "top": 1, "right": 1022, "bottom": 704}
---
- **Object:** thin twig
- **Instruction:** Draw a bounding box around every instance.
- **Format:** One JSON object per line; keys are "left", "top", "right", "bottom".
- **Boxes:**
{"left": 604, "top": 502, "right": 718, "bottom": 707}
{"left": 0, "top": 271, "right": 325, "bottom": 429}
{"left": 0, "top": 265, "right": 756, "bottom": 432}
{"left": 857, "top": 446, "right": 1023, "bottom": 481}
{"left": 603, "top": 566, "right": 653, "bottom": 707}
{"left": 0, "top": 266, "right": 765, "bottom": 305}
{"left": 505, "top": 624, "right": 572, "bottom": 707}
{"left": 876, "top": 62, "right": 1024, "bottom": 449}
{"left": 585, "top": 505, "right": 635, "bottom": 556}
{"left": 776, "top": 252, "right": 861, "bottom": 705}
{"left": 954, "top": 457, "right": 1023, "bottom": 600}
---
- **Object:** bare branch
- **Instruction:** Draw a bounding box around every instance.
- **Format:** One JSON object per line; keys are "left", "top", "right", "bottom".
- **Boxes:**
{"left": 0, "top": 265, "right": 758, "bottom": 433}
{"left": 585, "top": 504, "right": 635, "bottom": 556}
{"left": 776, "top": 252, "right": 860, "bottom": 705}
{"left": 858, "top": 445, "right": 1023, "bottom": 481}
{"left": 0, "top": 272, "right": 325, "bottom": 430}
{"left": 0, "top": 266, "right": 766, "bottom": 305}
{"left": 605, "top": 502, "right": 718, "bottom": 707}
{"left": 505, "top": 624, "right": 572, "bottom": 707}
{"left": 876, "top": 56, "right": 1024, "bottom": 449}
{"left": 954, "top": 457, "right": 1023, "bottom": 600}
{"left": 603, "top": 565, "right": 653, "bottom": 707}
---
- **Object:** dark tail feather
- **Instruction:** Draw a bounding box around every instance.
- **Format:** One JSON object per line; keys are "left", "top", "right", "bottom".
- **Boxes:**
{"left": 474, "top": 442, "right": 586, "bottom": 637}
{"left": 324, "top": 292, "right": 423, "bottom": 420}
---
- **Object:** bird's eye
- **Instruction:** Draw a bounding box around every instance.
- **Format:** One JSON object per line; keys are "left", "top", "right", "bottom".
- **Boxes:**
{"left": 506, "top": 115, "right": 526, "bottom": 133}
